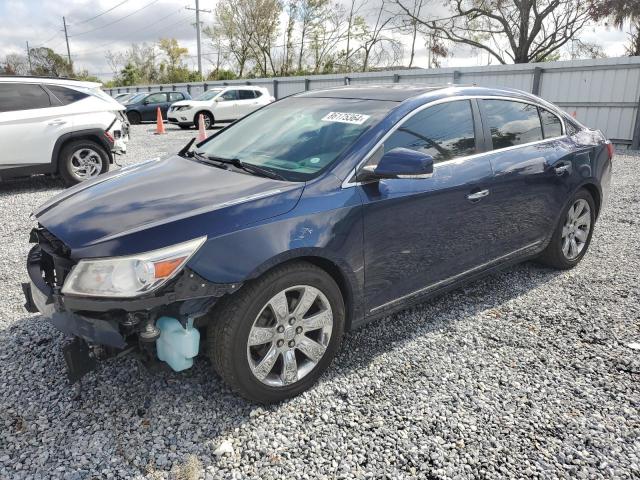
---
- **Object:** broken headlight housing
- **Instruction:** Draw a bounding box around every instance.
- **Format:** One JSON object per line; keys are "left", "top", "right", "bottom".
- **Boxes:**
{"left": 61, "top": 237, "right": 206, "bottom": 298}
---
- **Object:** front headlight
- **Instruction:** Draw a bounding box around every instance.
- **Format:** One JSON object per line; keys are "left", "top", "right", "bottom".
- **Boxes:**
{"left": 62, "top": 237, "right": 206, "bottom": 298}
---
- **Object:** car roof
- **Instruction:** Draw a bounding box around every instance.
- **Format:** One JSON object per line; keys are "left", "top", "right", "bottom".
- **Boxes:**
{"left": 0, "top": 75, "right": 101, "bottom": 89}
{"left": 296, "top": 84, "right": 544, "bottom": 104}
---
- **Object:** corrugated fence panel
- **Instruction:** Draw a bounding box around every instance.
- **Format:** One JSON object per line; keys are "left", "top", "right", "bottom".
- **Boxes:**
{"left": 106, "top": 57, "right": 640, "bottom": 146}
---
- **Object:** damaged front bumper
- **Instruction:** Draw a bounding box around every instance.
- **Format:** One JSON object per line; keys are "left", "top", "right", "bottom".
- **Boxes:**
{"left": 23, "top": 238, "right": 240, "bottom": 382}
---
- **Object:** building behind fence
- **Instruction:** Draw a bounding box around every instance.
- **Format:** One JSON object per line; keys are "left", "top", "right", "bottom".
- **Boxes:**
{"left": 106, "top": 57, "right": 640, "bottom": 149}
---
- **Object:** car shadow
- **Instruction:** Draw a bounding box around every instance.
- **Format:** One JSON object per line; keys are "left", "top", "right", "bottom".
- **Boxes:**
{"left": 0, "top": 176, "right": 64, "bottom": 196}
{"left": 0, "top": 260, "right": 561, "bottom": 473}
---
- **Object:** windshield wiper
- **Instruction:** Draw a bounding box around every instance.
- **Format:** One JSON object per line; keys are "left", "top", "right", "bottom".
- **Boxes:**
{"left": 201, "top": 154, "right": 286, "bottom": 181}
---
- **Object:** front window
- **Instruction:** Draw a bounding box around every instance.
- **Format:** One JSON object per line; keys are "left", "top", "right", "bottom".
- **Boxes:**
{"left": 195, "top": 97, "right": 394, "bottom": 181}
{"left": 125, "top": 93, "right": 147, "bottom": 104}
{"left": 196, "top": 89, "right": 223, "bottom": 101}
{"left": 219, "top": 90, "right": 238, "bottom": 101}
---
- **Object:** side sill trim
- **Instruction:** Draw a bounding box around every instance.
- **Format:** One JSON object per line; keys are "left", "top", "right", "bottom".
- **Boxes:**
{"left": 369, "top": 241, "right": 542, "bottom": 313}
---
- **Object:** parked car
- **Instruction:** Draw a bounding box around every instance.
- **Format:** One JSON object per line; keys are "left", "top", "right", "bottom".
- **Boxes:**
{"left": 168, "top": 86, "right": 274, "bottom": 129}
{"left": 0, "top": 76, "right": 129, "bottom": 186}
{"left": 24, "top": 85, "right": 612, "bottom": 403}
{"left": 124, "top": 91, "right": 191, "bottom": 124}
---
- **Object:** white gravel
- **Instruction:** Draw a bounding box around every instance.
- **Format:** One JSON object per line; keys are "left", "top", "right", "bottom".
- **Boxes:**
{"left": 0, "top": 126, "right": 638, "bottom": 479}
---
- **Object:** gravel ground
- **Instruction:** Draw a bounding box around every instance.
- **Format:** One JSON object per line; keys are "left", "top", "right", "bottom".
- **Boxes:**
{"left": 0, "top": 125, "right": 638, "bottom": 479}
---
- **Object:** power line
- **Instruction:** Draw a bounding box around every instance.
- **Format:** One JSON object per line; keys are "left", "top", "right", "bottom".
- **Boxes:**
{"left": 69, "top": 0, "right": 161, "bottom": 37}
{"left": 72, "top": 0, "right": 130, "bottom": 25}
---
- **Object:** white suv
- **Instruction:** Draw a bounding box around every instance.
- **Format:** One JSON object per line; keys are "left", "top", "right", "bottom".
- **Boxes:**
{"left": 0, "top": 76, "right": 129, "bottom": 186}
{"left": 168, "top": 85, "right": 274, "bottom": 129}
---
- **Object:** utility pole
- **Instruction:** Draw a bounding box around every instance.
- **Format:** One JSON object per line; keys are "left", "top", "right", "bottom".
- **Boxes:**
{"left": 62, "top": 16, "right": 72, "bottom": 68}
{"left": 26, "top": 41, "right": 32, "bottom": 73}
{"left": 186, "top": 0, "right": 211, "bottom": 78}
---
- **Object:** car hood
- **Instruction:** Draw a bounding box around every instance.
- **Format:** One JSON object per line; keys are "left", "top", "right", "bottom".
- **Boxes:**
{"left": 33, "top": 156, "right": 304, "bottom": 259}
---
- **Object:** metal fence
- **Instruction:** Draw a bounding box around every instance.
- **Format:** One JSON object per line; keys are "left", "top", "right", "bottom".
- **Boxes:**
{"left": 106, "top": 56, "right": 640, "bottom": 149}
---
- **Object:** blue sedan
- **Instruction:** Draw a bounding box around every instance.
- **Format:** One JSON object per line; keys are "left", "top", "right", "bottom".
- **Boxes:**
{"left": 24, "top": 85, "right": 613, "bottom": 402}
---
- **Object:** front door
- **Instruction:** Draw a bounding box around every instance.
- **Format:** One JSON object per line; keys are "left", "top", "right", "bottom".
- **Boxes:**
{"left": 359, "top": 99, "right": 497, "bottom": 314}
{"left": 216, "top": 89, "right": 239, "bottom": 120}
{"left": 142, "top": 92, "right": 168, "bottom": 121}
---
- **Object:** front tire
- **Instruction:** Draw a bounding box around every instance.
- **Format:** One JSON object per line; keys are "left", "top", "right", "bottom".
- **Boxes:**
{"left": 194, "top": 111, "right": 214, "bottom": 130}
{"left": 58, "top": 139, "right": 109, "bottom": 187}
{"left": 127, "top": 111, "right": 141, "bottom": 125}
{"left": 207, "top": 262, "right": 345, "bottom": 403}
{"left": 537, "top": 188, "right": 596, "bottom": 269}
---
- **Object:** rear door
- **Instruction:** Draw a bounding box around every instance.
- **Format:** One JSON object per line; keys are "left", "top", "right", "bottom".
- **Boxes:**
{"left": 237, "top": 89, "right": 258, "bottom": 117}
{"left": 478, "top": 98, "right": 574, "bottom": 252}
{"left": 0, "top": 82, "right": 69, "bottom": 168}
{"left": 359, "top": 99, "right": 497, "bottom": 314}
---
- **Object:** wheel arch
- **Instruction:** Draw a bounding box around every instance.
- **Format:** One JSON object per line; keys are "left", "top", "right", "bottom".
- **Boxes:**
{"left": 580, "top": 182, "right": 601, "bottom": 219}
{"left": 52, "top": 129, "right": 114, "bottom": 172}
{"left": 194, "top": 109, "right": 214, "bottom": 125}
{"left": 244, "top": 251, "right": 360, "bottom": 331}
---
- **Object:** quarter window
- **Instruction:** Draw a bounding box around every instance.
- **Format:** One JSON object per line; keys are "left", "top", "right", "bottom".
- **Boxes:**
{"left": 384, "top": 100, "right": 477, "bottom": 163}
{"left": 483, "top": 99, "right": 543, "bottom": 149}
{"left": 0, "top": 83, "right": 52, "bottom": 112}
{"left": 46, "top": 85, "right": 89, "bottom": 105}
{"left": 253, "top": 90, "right": 263, "bottom": 98}
{"left": 169, "top": 92, "right": 184, "bottom": 101}
{"left": 539, "top": 108, "right": 562, "bottom": 138}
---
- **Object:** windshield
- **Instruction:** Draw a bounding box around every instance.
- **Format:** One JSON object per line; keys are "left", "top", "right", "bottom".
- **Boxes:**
{"left": 195, "top": 96, "right": 394, "bottom": 181}
{"left": 125, "top": 93, "right": 147, "bottom": 104}
{"left": 196, "top": 89, "right": 223, "bottom": 101}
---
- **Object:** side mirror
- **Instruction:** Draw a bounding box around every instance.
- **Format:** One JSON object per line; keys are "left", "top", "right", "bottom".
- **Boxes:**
{"left": 214, "top": 97, "right": 221, "bottom": 102}
{"left": 359, "top": 147, "right": 434, "bottom": 181}
{"left": 143, "top": 99, "right": 150, "bottom": 105}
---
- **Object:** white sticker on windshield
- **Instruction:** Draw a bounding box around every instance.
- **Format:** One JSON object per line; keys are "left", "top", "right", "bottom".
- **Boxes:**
{"left": 321, "top": 112, "right": 370, "bottom": 125}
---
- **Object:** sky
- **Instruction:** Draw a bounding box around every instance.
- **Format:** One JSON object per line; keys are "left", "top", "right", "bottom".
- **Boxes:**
{"left": 0, "top": 0, "right": 632, "bottom": 81}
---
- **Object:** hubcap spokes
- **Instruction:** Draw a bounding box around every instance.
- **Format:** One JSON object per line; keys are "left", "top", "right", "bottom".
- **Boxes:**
{"left": 247, "top": 285, "right": 333, "bottom": 387}
{"left": 70, "top": 149, "right": 102, "bottom": 180}
{"left": 561, "top": 199, "right": 591, "bottom": 260}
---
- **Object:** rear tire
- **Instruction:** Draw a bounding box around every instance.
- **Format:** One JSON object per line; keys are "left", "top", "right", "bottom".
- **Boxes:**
{"left": 194, "top": 111, "right": 214, "bottom": 130}
{"left": 127, "top": 111, "right": 141, "bottom": 125}
{"left": 58, "top": 139, "right": 109, "bottom": 187}
{"left": 207, "top": 262, "right": 345, "bottom": 403}
{"left": 537, "top": 188, "right": 596, "bottom": 269}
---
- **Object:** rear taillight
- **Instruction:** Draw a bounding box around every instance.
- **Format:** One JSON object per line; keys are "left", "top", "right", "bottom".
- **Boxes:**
{"left": 104, "top": 131, "right": 115, "bottom": 143}
{"left": 606, "top": 142, "right": 614, "bottom": 160}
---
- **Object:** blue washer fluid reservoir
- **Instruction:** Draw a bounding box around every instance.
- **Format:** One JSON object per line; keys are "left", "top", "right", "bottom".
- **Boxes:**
{"left": 156, "top": 316, "right": 200, "bottom": 372}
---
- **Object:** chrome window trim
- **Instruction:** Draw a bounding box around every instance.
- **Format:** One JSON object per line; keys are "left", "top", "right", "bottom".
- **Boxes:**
{"left": 369, "top": 240, "right": 542, "bottom": 313}
{"left": 342, "top": 95, "right": 567, "bottom": 188}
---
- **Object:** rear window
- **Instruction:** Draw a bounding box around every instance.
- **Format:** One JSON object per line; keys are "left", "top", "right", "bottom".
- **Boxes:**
{"left": 239, "top": 90, "right": 255, "bottom": 100}
{"left": 0, "top": 83, "right": 52, "bottom": 112}
{"left": 253, "top": 90, "right": 263, "bottom": 98}
{"left": 46, "top": 85, "right": 89, "bottom": 105}
{"left": 483, "top": 99, "right": 543, "bottom": 149}
{"left": 169, "top": 92, "right": 184, "bottom": 101}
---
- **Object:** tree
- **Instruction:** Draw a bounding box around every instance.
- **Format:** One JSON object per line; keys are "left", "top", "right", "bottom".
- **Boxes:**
{"left": 245, "top": 0, "right": 282, "bottom": 76}
{"left": 158, "top": 38, "right": 193, "bottom": 82}
{"left": 590, "top": 0, "right": 640, "bottom": 55}
{"left": 394, "top": 0, "right": 593, "bottom": 64}
{"left": 207, "top": 0, "right": 254, "bottom": 77}
{"left": 352, "top": 1, "right": 402, "bottom": 71}
{"left": 2, "top": 53, "right": 29, "bottom": 75}
{"left": 308, "top": 2, "right": 347, "bottom": 73}
{"left": 296, "top": 0, "right": 332, "bottom": 71}
{"left": 29, "top": 47, "right": 73, "bottom": 76}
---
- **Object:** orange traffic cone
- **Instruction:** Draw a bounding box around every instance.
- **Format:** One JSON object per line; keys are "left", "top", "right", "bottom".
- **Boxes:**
{"left": 571, "top": 111, "right": 577, "bottom": 118}
{"left": 154, "top": 107, "right": 166, "bottom": 135}
{"left": 197, "top": 113, "right": 208, "bottom": 142}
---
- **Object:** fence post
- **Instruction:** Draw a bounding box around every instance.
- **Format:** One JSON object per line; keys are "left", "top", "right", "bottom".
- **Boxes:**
{"left": 187, "top": 84, "right": 191, "bottom": 95}
{"left": 632, "top": 95, "right": 640, "bottom": 150}
{"left": 203, "top": 82, "right": 208, "bottom": 91}
{"left": 273, "top": 79, "right": 279, "bottom": 99}
{"left": 452, "top": 70, "right": 461, "bottom": 84}
{"left": 159, "top": 85, "right": 163, "bottom": 91}
{"left": 304, "top": 78, "right": 310, "bottom": 91}
{"left": 532, "top": 67, "right": 543, "bottom": 95}
{"left": 393, "top": 73, "right": 400, "bottom": 83}
{"left": 344, "top": 76, "right": 350, "bottom": 85}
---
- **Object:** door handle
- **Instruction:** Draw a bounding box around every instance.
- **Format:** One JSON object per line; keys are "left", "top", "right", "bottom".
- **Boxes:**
{"left": 554, "top": 164, "right": 571, "bottom": 176}
{"left": 47, "top": 119, "right": 67, "bottom": 126}
{"left": 467, "top": 189, "right": 490, "bottom": 201}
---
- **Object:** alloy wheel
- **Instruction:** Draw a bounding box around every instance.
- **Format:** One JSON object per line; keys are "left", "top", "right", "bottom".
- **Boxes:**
{"left": 246, "top": 285, "right": 333, "bottom": 387}
{"left": 561, "top": 198, "right": 591, "bottom": 260}
{"left": 69, "top": 148, "right": 103, "bottom": 181}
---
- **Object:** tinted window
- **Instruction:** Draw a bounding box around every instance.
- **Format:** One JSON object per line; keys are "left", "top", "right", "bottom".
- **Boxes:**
{"left": 0, "top": 83, "right": 52, "bottom": 112}
{"left": 253, "top": 90, "right": 263, "bottom": 98}
{"left": 483, "top": 100, "right": 543, "bottom": 149}
{"left": 146, "top": 93, "right": 167, "bottom": 104}
{"left": 169, "top": 92, "right": 184, "bottom": 101}
{"left": 239, "top": 90, "right": 255, "bottom": 100}
{"left": 46, "top": 85, "right": 89, "bottom": 105}
{"left": 384, "top": 100, "right": 476, "bottom": 163}
{"left": 220, "top": 90, "right": 238, "bottom": 101}
{"left": 538, "top": 108, "right": 562, "bottom": 138}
